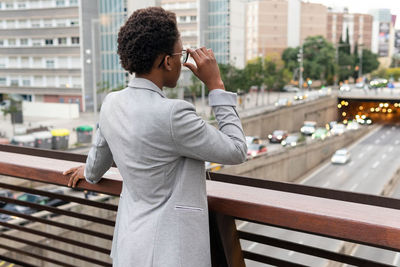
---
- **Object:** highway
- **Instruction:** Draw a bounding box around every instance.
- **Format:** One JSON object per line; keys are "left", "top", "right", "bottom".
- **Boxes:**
{"left": 239, "top": 124, "right": 400, "bottom": 266}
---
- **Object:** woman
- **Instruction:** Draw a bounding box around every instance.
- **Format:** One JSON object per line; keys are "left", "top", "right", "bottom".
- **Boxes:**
{"left": 63, "top": 7, "right": 247, "bottom": 267}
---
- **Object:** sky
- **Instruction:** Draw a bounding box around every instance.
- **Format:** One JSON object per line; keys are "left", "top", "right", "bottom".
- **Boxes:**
{"left": 307, "top": 0, "right": 400, "bottom": 29}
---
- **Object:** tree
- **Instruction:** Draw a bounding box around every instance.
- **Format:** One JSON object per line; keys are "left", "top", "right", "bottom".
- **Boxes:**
{"left": 218, "top": 63, "right": 246, "bottom": 92}
{"left": 361, "top": 49, "right": 380, "bottom": 74}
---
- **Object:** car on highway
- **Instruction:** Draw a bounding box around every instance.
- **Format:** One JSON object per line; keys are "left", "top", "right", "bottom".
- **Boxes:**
{"left": 268, "top": 130, "right": 288, "bottom": 143}
{"left": 282, "top": 85, "right": 300, "bottom": 92}
{"left": 326, "top": 121, "right": 337, "bottom": 131}
{"left": 274, "top": 98, "right": 291, "bottom": 107}
{"left": 247, "top": 144, "right": 267, "bottom": 158}
{"left": 330, "top": 123, "right": 346, "bottom": 136}
{"left": 346, "top": 121, "right": 360, "bottom": 130}
{"left": 246, "top": 136, "right": 262, "bottom": 146}
{"left": 312, "top": 127, "right": 330, "bottom": 140}
{"left": 294, "top": 91, "right": 307, "bottom": 101}
{"left": 331, "top": 149, "right": 351, "bottom": 164}
{"left": 300, "top": 121, "right": 317, "bottom": 135}
{"left": 281, "top": 134, "right": 305, "bottom": 147}
{"left": 339, "top": 84, "right": 351, "bottom": 92}
{"left": 357, "top": 116, "right": 372, "bottom": 125}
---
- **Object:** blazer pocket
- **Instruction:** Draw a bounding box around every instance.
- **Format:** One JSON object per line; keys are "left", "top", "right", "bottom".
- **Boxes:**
{"left": 174, "top": 205, "right": 204, "bottom": 212}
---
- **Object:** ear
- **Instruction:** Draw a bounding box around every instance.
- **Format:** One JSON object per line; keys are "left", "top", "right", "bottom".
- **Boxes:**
{"left": 164, "top": 55, "right": 173, "bottom": 71}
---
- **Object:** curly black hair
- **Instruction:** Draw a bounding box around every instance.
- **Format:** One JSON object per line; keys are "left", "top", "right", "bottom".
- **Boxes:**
{"left": 117, "top": 7, "right": 179, "bottom": 75}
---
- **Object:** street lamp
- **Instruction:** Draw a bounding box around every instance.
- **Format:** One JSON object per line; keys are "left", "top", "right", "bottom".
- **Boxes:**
{"left": 334, "top": 43, "right": 350, "bottom": 87}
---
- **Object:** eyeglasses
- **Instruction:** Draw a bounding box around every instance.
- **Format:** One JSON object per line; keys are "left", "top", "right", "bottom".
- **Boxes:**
{"left": 158, "top": 50, "right": 188, "bottom": 68}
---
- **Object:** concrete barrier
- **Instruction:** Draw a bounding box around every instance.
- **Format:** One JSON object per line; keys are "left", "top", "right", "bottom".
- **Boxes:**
{"left": 219, "top": 126, "right": 373, "bottom": 183}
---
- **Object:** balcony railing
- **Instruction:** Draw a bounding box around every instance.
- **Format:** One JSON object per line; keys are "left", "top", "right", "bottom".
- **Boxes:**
{"left": 0, "top": 144, "right": 399, "bottom": 266}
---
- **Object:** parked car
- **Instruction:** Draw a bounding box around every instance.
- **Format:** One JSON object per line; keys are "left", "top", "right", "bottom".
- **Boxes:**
{"left": 268, "top": 130, "right": 288, "bottom": 143}
{"left": 0, "top": 190, "right": 14, "bottom": 208}
{"left": 331, "top": 149, "right": 351, "bottom": 164}
{"left": 331, "top": 123, "right": 346, "bottom": 135}
{"left": 282, "top": 85, "right": 300, "bottom": 92}
{"left": 339, "top": 84, "right": 351, "bottom": 92}
{"left": 300, "top": 121, "right": 317, "bottom": 135}
{"left": 281, "top": 134, "right": 305, "bottom": 147}
{"left": 247, "top": 144, "right": 267, "bottom": 158}
{"left": 245, "top": 136, "right": 262, "bottom": 146}
{"left": 44, "top": 188, "right": 69, "bottom": 207}
{"left": 312, "top": 128, "right": 330, "bottom": 140}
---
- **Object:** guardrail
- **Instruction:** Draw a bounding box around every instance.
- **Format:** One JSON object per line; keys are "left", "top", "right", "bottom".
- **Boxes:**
{"left": 0, "top": 145, "right": 399, "bottom": 266}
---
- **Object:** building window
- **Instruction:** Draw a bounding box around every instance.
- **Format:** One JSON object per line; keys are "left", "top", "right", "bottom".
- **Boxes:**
{"left": 33, "top": 57, "right": 42, "bottom": 67}
{"left": 18, "top": 2, "right": 27, "bottom": 8}
{"left": 58, "top": 37, "right": 67, "bottom": 45}
{"left": 46, "top": 59, "right": 55, "bottom": 68}
{"left": 6, "top": 20, "right": 16, "bottom": 28}
{"left": 8, "top": 39, "right": 16, "bottom": 46}
{"left": 56, "top": 0, "right": 65, "bottom": 7}
{"left": 69, "top": 0, "right": 78, "bottom": 5}
{"left": 0, "top": 40, "right": 3, "bottom": 46}
{"left": 10, "top": 79, "right": 19, "bottom": 86}
{"left": 70, "top": 19, "right": 79, "bottom": 26}
{"left": 5, "top": 3, "right": 14, "bottom": 9}
{"left": 18, "top": 20, "right": 28, "bottom": 28}
{"left": 32, "top": 39, "right": 42, "bottom": 46}
{"left": 31, "top": 19, "right": 41, "bottom": 28}
{"left": 0, "top": 58, "right": 5, "bottom": 68}
{"left": 0, "top": 78, "right": 6, "bottom": 86}
{"left": 179, "top": 16, "right": 186, "bottom": 23}
{"left": 71, "top": 37, "right": 79, "bottom": 44}
{"left": 45, "top": 39, "right": 54, "bottom": 45}
{"left": 44, "top": 19, "right": 53, "bottom": 27}
{"left": 21, "top": 57, "right": 29, "bottom": 66}
{"left": 22, "top": 78, "right": 31, "bottom": 86}
{"left": 20, "top": 38, "right": 28, "bottom": 46}
{"left": 190, "top": 16, "right": 196, "bottom": 22}
{"left": 56, "top": 19, "right": 67, "bottom": 27}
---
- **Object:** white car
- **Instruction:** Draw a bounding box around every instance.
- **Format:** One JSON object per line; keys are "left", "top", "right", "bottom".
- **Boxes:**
{"left": 300, "top": 121, "right": 316, "bottom": 135}
{"left": 331, "top": 149, "right": 351, "bottom": 164}
{"left": 331, "top": 123, "right": 346, "bottom": 135}
{"left": 339, "top": 84, "right": 351, "bottom": 92}
{"left": 347, "top": 121, "right": 360, "bottom": 130}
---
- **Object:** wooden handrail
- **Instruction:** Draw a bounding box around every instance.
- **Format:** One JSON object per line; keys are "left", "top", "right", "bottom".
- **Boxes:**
{"left": 1, "top": 148, "right": 400, "bottom": 260}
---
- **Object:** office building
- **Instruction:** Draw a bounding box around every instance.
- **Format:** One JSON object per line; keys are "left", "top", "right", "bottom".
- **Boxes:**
{"left": 327, "top": 10, "right": 373, "bottom": 51}
{"left": 246, "top": 0, "right": 327, "bottom": 61}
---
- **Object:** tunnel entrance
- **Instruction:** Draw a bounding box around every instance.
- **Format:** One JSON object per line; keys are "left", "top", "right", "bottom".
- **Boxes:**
{"left": 337, "top": 98, "right": 400, "bottom": 124}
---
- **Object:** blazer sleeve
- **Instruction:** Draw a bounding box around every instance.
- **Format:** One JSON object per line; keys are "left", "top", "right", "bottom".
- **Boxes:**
{"left": 170, "top": 89, "right": 247, "bottom": 165}
{"left": 84, "top": 127, "right": 114, "bottom": 184}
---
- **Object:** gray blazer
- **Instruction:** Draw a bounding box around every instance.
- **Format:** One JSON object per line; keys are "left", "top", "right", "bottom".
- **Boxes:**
{"left": 84, "top": 78, "right": 247, "bottom": 267}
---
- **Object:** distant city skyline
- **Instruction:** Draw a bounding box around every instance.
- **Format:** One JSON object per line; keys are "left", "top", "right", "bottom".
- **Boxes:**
{"left": 307, "top": 0, "right": 400, "bottom": 28}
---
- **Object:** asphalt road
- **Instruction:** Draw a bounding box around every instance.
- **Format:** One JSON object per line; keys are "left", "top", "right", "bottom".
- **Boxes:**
{"left": 239, "top": 124, "right": 400, "bottom": 266}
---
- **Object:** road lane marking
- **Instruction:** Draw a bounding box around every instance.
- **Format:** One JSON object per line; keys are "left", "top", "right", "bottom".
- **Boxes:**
{"left": 358, "top": 153, "right": 364, "bottom": 159}
{"left": 367, "top": 145, "right": 373, "bottom": 151}
{"left": 382, "top": 154, "right": 387, "bottom": 159}
{"left": 237, "top": 221, "right": 248, "bottom": 230}
{"left": 247, "top": 242, "right": 258, "bottom": 251}
{"left": 372, "top": 161, "right": 380, "bottom": 169}
{"left": 349, "top": 161, "right": 354, "bottom": 166}
{"left": 393, "top": 252, "right": 400, "bottom": 265}
{"left": 363, "top": 172, "right": 369, "bottom": 178}
{"left": 389, "top": 146, "right": 394, "bottom": 152}
{"left": 350, "top": 183, "right": 358, "bottom": 191}
{"left": 396, "top": 140, "right": 400, "bottom": 145}
{"left": 336, "top": 170, "right": 344, "bottom": 177}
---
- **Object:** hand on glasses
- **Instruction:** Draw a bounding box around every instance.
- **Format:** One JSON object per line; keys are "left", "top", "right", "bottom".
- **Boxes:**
{"left": 184, "top": 47, "right": 225, "bottom": 91}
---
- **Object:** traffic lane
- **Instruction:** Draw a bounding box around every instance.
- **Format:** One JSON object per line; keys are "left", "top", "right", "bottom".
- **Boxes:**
{"left": 239, "top": 126, "right": 400, "bottom": 266}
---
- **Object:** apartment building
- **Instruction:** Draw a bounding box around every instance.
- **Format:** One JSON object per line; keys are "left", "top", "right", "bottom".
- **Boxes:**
{"left": 0, "top": 0, "right": 130, "bottom": 112}
{"left": 246, "top": 0, "right": 327, "bottom": 61}
{"left": 327, "top": 11, "right": 373, "bottom": 51}
{"left": 162, "top": 0, "right": 245, "bottom": 68}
